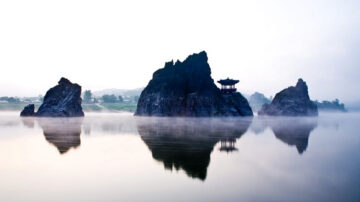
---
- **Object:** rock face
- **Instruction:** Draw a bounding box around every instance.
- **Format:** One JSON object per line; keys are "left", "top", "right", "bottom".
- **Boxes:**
{"left": 20, "top": 77, "right": 84, "bottom": 117}
{"left": 258, "top": 79, "right": 318, "bottom": 116}
{"left": 20, "top": 104, "right": 35, "bottom": 116}
{"left": 135, "top": 51, "right": 253, "bottom": 117}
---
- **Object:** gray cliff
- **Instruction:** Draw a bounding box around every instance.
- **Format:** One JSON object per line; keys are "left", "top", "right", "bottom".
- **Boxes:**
{"left": 135, "top": 51, "right": 253, "bottom": 117}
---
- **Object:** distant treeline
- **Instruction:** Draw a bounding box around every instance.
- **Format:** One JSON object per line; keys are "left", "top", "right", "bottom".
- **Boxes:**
{"left": 0, "top": 96, "right": 20, "bottom": 103}
{"left": 313, "top": 99, "right": 347, "bottom": 112}
{"left": 82, "top": 90, "right": 139, "bottom": 104}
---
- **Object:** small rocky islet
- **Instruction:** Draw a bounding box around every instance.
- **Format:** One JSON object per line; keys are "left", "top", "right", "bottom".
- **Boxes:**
{"left": 258, "top": 79, "right": 318, "bottom": 116}
{"left": 20, "top": 77, "right": 84, "bottom": 117}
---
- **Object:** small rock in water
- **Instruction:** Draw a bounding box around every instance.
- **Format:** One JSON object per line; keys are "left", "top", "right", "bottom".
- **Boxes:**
{"left": 20, "top": 104, "right": 35, "bottom": 117}
{"left": 20, "top": 77, "right": 84, "bottom": 117}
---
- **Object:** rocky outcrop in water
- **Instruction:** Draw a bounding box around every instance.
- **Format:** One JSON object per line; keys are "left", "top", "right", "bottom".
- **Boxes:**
{"left": 258, "top": 79, "right": 318, "bottom": 116}
{"left": 20, "top": 77, "right": 84, "bottom": 117}
{"left": 135, "top": 51, "right": 253, "bottom": 117}
{"left": 20, "top": 104, "right": 35, "bottom": 116}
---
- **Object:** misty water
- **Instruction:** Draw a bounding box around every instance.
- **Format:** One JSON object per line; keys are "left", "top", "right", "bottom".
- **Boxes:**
{"left": 0, "top": 112, "right": 359, "bottom": 202}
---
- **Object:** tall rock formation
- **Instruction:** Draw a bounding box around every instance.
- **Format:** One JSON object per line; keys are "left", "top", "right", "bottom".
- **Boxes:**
{"left": 20, "top": 77, "right": 84, "bottom": 117}
{"left": 135, "top": 51, "right": 253, "bottom": 117}
{"left": 258, "top": 79, "right": 318, "bottom": 116}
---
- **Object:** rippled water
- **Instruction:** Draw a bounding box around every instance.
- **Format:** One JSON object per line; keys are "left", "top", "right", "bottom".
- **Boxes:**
{"left": 0, "top": 112, "right": 359, "bottom": 202}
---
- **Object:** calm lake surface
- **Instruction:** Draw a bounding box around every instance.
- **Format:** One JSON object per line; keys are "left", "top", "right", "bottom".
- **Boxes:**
{"left": 0, "top": 112, "right": 359, "bottom": 202}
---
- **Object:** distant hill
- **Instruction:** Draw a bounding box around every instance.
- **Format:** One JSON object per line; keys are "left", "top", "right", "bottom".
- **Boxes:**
{"left": 93, "top": 88, "right": 143, "bottom": 97}
{"left": 247, "top": 92, "right": 271, "bottom": 112}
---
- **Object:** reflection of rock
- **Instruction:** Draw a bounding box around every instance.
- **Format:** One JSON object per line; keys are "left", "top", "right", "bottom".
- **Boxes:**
{"left": 21, "top": 117, "right": 35, "bottom": 128}
{"left": 136, "top": 117, "right": 251, "bottom": 180}
{"left": 38, "top": 118, "right": 83, "bottom": 154}
{"left": 266, "top": 118, "right": 317, "bottom": 154}
{"left": 249, "top": 118, "right": 268, "bottom": 134}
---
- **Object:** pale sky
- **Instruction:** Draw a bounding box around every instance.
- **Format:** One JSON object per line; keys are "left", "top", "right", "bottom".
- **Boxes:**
{"left": 0, "top": 0, "right": 359, "bottom": 103}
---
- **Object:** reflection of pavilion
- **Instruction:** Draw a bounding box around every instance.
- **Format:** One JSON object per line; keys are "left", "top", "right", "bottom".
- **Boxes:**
{"left": 219, "top": 139, "right": 238, "bottom": 152}
{"left": 136, "top": 117, "right": 251, "bottom": 180}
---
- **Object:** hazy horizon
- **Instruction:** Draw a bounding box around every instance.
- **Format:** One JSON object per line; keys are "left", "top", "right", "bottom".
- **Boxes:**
{"left": 1, "top": 0, "right": 359, "bottom": 103}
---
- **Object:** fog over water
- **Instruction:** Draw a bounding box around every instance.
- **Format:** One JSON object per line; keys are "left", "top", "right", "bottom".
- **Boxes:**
{"left": 0, "top": 112, "right": 359, "bottom": 202}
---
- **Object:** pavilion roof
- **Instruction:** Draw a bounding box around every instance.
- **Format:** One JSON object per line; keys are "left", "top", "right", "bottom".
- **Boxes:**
{"left": 217, "top": 78, "right": 239, "bottom": 85}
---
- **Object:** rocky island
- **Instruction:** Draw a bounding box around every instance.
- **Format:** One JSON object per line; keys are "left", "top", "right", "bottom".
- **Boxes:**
{"left": 258, "top": 79, "right": 318, "bottom": 116}
{"left": 135, "top": 51, "right": 253, "bottom": 117}
{"left": 20, "top": 77, "right": 84, "bottom": 117}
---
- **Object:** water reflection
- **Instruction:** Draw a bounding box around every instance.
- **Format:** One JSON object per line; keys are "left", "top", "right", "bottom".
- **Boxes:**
{"left": 81, "top": 115, "right": 138, "bottom": 135}
{"left": 21, "top": 117, "right": 35, "bottom": 128}
{"left": 270, "top": 119, "right": 317, "bottom": 154}
{"left": 3, "top": 112, "right": 358, "bottom": 202}
{"left": 136, "top": 117, "right": 252, "bottom": 180}
{"left": 251, "top": 117, "right": 318, "bottom": 154}
{"left": 38, "top": 118, "right": 83, "bottom": 154}
{"left": 19, "top": 114, "right": 317, "bottom": 169}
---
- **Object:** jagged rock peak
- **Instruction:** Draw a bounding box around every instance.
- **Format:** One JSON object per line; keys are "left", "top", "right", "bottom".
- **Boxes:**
{"left": 20, "top": 77, "right": 84, "bottom": 117}
{"left": 58, "top": 77, "right": 80, "bottom": 87}
{"left": 162, "top": 51, "right": 208, "bottom": 68}
{"left": 295, "top": 78, "right": 308, "bottom": 94}
{"left": 258, "top": 78, "right": 318, "bottom": 116}
{"left": 135, "top": 51, "right": 253, "bottom": 117}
